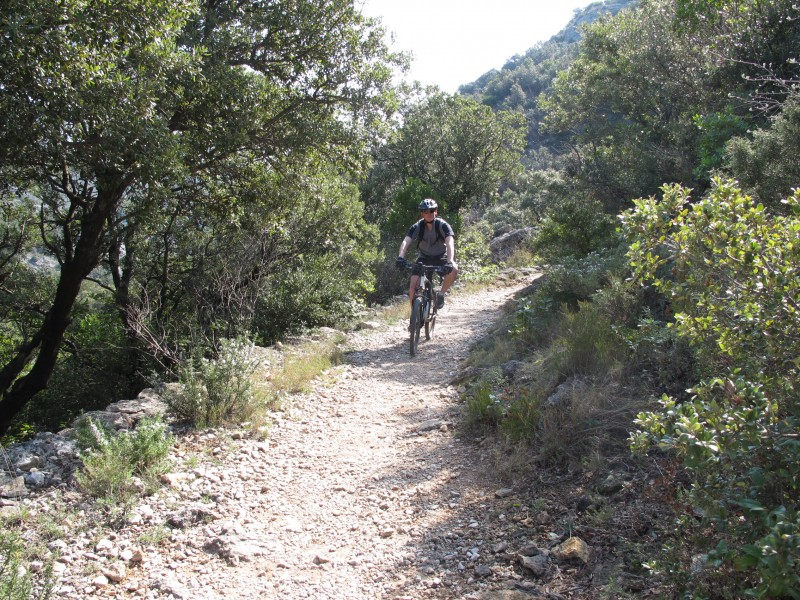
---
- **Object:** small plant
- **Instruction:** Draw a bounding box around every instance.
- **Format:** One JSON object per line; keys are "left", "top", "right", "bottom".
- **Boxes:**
{"left": 464, "top": 371, "right": 506, "bottom": 430}
{"left": 166, "top": 336, "right": 272, "bottom": 428}
{"left": 138, "top": 524, "right": 170, "bottom": 547}
{"left": 501, "top": 392, "right": 542, "bottom": 442}
{"left": 0, "top": 529, "right": 55, "bottom": 600}
{"left": 74, "top": 415, "right": 174, "bottom": 525}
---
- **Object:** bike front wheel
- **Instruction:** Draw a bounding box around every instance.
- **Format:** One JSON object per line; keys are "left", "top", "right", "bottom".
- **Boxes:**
{"left": 425, "top": 306, "right": 436, "bottom": 340}
{"left": 409, "top": 297, "right": 422, "bottom": 355}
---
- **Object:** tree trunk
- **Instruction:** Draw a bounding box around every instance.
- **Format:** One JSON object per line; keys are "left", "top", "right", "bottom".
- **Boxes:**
{"left": 0, "top": 191, "right": 119, "bottom": 436}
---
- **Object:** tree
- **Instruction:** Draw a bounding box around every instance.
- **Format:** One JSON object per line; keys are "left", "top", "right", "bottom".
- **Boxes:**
{"left": 368, "top": 92, "right": 526, "bottom": 226}
{"left": 726, "top": 93, "right": 800, "bottom": 207}
{"left": 0, "top": 0, "right": 401, "bottom": 434}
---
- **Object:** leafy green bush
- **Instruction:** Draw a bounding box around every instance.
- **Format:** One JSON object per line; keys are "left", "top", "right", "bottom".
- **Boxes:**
{"left": 166, "top": 337, "right": 270, "bottom": 428}
{"left": 510, "top": 249, "right": 626, "bottom": 346}
{"left": 457, "top": 220, "right": 498, "bottom": 283}
{"left": 0, "top": 529, "right": 54, "bottom": 600}
{"left": 726, "top": 93, "right": 800, "bottom": 209}
{"left": 464, "top": 369, "right": 506, "bottom": 430}
{"left": 255, "top": 254, "right": 372, "bottom": 343}
{"left": 74, "top": 415, "right": 173, "bottom": 525}
{"left": 623, "top": 180, "right": 800, "bottom": 597}
{"left": 532, "top": 197, "right": 619, "bottom": 261}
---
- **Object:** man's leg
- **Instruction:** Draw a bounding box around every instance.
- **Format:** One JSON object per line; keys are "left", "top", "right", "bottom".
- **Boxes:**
{"left": 408, "top": 274, "right": 419, "bottom": 308}
{"left": 440, "top": 266, "right": 458, "bottom": 294}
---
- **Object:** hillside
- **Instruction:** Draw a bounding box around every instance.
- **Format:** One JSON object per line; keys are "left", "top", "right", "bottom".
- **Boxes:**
{"left": 458, "top": 0, "right": 638, "bottom": 153}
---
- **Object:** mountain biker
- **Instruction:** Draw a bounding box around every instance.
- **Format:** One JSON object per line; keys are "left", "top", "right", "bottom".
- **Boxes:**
{"left": 395, "top": 198, "right": 458, "bottom": 309}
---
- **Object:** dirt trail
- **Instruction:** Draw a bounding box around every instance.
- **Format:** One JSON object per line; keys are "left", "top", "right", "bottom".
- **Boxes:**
{"left": 37, "top": 273, "right": 563, "bottom": 600}
{"left": 174, "top": 275, "right": 539, "bottom": 599}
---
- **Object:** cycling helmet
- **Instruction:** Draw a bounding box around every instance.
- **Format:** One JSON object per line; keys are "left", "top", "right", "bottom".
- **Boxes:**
{"left": 418, "top": 198, "right": 438, "bottom": 211}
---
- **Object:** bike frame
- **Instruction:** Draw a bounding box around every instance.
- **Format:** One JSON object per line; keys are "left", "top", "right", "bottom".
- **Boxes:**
{"left": 405, "top": 263, "right": 448, "bottom": 356}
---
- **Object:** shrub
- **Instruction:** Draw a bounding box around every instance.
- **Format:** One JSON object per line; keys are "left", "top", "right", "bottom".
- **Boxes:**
{"left": 623, "top": 180, "right": 800, "bottom": 597}
{"left": 532, "top": 197, "right": 619, "bottom": 261}
{"left": 464, "top": 369, "right": 506, "bottom": 430}
{"left": 457, "top": 220, "right": 498, "bottom": 283}
{"left": 510, "top": 249, "right": 627, "bottom": 346}
{"left": 254, "top": 254, "right": 371, "bottom": 343}
{"left": 555, "top": 301, "right": 628, "bottom": 379}
{"left": 0, "top": 529, "right": 54, "bottom": 600}
{"left": 74, "top": 415, "right": 173, "bottom": 525}
{"left": 166, "top": 337, "right": 269, "bottom": 428}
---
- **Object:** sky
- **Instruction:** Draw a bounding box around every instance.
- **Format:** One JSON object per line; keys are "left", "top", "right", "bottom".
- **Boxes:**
{"left": 359, "top": 0, "right": 593, "bottom": 93}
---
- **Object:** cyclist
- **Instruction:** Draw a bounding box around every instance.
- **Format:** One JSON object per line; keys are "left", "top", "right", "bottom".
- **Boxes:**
{"left": 396, "top": 198, "right": 458, "bottom": 309}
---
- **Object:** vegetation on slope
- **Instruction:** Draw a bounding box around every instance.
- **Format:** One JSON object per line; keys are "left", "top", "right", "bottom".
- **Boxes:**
{"left": 2, "top": 0, "right": 800, "bottom": 595}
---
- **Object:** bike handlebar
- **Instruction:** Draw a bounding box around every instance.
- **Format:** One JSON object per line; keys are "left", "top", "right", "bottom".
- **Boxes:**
{"left": 399, "top": 259, "right": 452, "bottom": 276}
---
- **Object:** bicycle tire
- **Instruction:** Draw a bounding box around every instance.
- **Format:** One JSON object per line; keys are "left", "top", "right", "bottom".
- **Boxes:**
{"left": 425, "top": 307, "right": 436, "bottom": 340}
{"left": 410, "top": 297, "right": 422, "bottom": 355}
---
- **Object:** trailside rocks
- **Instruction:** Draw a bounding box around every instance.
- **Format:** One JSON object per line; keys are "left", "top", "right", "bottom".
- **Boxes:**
{"left": 0, "top": 388, "right": 168, "bottom": 494}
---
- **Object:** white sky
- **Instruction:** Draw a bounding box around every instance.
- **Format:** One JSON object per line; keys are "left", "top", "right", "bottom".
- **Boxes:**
{"left": 359, "top": 0, "right": 593, "bottom": 93}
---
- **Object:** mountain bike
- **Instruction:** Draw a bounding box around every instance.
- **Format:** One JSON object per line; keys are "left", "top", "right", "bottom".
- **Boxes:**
{"left": 400, "top": 260, "right": 451, "bottom": 356}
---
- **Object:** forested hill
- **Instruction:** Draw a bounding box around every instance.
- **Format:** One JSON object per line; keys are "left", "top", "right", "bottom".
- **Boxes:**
{"left": 458, "top": 0, "right": 638, "bottom": 103}
{"left": 458, "top": 0, "right": 637, "bottom": 152}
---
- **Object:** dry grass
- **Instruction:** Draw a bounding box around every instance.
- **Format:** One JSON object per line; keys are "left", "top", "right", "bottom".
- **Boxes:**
{"left": 271, "top": 333, "right": 346, "bottom": 394}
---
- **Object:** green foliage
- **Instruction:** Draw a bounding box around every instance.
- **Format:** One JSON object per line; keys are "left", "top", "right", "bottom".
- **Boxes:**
{"left": 382, "top": 178, "right": 443, "bottom": 242}
{"left": 0, "top": 529, "right": 54, "bottom": 600}
{"left": 457, "top": 221, "right": 498, "bottom": 283}
{"left": 28, "top": 306, "right": 138, "bottom": 433}
{"left": 623, "top": 180, "right": 800, "bottom": 386}
{"left": 254, "top": 250, "right": 374, "bottom": 344}
{"left": 726, "top": 93, "right": 800, "bottom": 208}
{"left": 555, "top": 300, "right": 628, "bottom": 379}
{"left": 367, "top": 91, "right": 526, "bottom": 223}
{"left": 0, "top": 0, "right": 403, "bottom": 433}
{"left": 74, "top": 415, "right": 173, "bottom": 525}
{"left": 166, "top": 337, "right": 269, "bottom": 429}
{"left": 511, "top": 251, "right": 627, "bottom": 346}
{"left": 692, "top": 109, "right": 749, "bottom": 182}
{"left": 532, "top": 197, "right": 620, "bottom": 261}
{"left": 464, "top": 369, "right": 506, "bottom": 430}
{"left": 623, "top": 180, "right": 800, "bottom": 597}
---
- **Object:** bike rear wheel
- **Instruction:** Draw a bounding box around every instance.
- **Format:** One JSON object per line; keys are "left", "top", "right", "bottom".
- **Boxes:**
{"left": 409, "top": 297, "right": 422, "bottom": 355}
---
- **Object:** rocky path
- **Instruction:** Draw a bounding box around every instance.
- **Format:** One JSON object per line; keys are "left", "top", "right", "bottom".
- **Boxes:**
{"left": 170, "top": 277, "right": 538, "bottom": 599}
{"left": 11, "top": 272, "right": 611, "bottom": 600}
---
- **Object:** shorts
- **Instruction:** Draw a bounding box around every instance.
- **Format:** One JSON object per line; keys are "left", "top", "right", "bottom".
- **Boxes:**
{"left": 416, "top": 254, "right": 449, "bottom": 267}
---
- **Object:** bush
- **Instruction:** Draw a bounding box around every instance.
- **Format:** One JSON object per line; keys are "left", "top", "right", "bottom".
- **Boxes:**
{"left": 623, "top": 180, "right": 800, "bottom": 597}
{"left": 74, "top": 415, "right": 173, "bottom": 525}
{"left": 0, "top": 529, "right": 54, "bottom": 600}
{"left": 254, "top": 255, "right": 370, "bottom": 343}
{"left": 532, "top": 197, "right": 619, "bottom": 261}
{"left": 166, "top": 337, "right": 269, "bottom": 428}
{"left": 464, "top": 369, "right": 506, "bottom": 430}
{"left": 457, "top": 220, "right": 498, "bottom": 283}
{"left": 510, "top": 249, "right": 627, "bottom": 347}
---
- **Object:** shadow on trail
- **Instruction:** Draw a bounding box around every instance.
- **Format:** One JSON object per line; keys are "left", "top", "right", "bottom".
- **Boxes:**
{"left": 340, "top": 282, "right": 549, "bottom": 597}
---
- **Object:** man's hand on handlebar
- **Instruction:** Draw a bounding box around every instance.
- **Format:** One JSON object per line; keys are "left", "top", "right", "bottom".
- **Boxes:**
{"left": 395, "top": 256, "right": 407, "bottom": 271}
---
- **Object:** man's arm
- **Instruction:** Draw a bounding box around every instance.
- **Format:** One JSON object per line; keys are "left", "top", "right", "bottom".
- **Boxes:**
{"left": 445, "top": 235, "right": 455, "bottom": 263}
{"left": 398, "top": 235, "right": 413, "bottom": 258}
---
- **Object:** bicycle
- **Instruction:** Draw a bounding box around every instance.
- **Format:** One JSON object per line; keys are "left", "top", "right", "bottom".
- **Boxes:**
{"left": 399, "top": 259, "right": 452, "bottom": 356}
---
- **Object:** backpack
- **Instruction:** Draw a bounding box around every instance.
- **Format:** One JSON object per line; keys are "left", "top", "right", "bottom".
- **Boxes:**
{"left": 415, "top": 217, "right": 446, "bottom": 249}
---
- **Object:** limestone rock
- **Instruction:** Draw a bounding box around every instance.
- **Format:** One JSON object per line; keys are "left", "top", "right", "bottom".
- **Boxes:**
{"left": 554, "top": 537, "right": 590, "bottom": 564}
